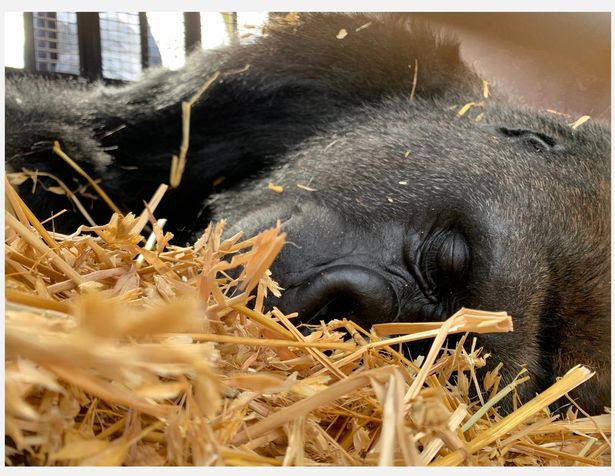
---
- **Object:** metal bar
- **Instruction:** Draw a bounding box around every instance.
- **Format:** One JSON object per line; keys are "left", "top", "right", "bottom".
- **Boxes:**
{"left": 138, "top": 12, "right": 149, "bottom": 69}
{"left": 23, "top": 12, "right": 36, "bottom": 72}
{"left": 231, "top": 12, "right": 238, "bottom": 45}
{"left": 76, "top": 12, "right": 102, "bottom": 80}
{"left": 184, "top": 12, "right": 202, "bottom": 53}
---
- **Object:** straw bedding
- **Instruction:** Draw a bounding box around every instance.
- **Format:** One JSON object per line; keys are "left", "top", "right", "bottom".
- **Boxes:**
{"left": 4, "top": 178, "right": 611, "bottom": 466}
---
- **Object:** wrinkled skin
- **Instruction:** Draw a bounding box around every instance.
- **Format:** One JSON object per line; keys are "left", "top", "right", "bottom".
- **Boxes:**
{"left": 5, "top": 13, "right": 610, "bottom": 413}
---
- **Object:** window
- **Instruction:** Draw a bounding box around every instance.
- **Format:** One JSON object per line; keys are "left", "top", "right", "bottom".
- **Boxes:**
{"left": 5, "top": 12, "right": 270, "bottom": 81}
{"left": 4, "top": 12, "right": 26, "bottom": 68}
{"left": 99, "top": 11, "right": 142, "bottom": 80}
{"left": 237, "top": 12, "right": 269, "bottom": 44}
{"left": 32, "top": 12, "right": 79, "bottom": 74}
{"left": 200, "top": 12, "right": 229, "bottom": 50}
{"left": 147, "top": 12, "right": 186, "bottom": 70}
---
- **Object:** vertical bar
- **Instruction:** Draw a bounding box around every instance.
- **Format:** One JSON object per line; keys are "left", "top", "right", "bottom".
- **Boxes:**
{"left": 221, "top": 12, "right": 239, "bottom": 45}
{"left": 76, "top": 12, "right": 102, "bottom": 80}
{"left": 139, "top": 12, "right": 149, "bottom": 69}
{"left": 231, "top": 12, "right": 238, "bottom": 45}
{"left": 23, "top": 12, "right": 36, "bottom": 72}
{"left": 184, "top": 12, "right": 201, "bottom": 53}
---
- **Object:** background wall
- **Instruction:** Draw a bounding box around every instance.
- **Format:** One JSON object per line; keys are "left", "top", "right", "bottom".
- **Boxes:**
{"left": 416, "top": 12, "right": 611, "bottom": 121}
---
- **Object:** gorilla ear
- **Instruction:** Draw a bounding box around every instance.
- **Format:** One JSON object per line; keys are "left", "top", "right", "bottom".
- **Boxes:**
{"left": 496, "top": 127, "right": 561, "bottom": 152}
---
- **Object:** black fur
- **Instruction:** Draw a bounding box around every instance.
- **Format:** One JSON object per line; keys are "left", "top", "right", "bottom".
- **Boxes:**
{"left": 5, "top": 13, "right": 610, "bottom": 414}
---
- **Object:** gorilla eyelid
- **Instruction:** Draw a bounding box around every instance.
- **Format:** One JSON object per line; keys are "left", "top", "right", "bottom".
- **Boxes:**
{"left": 420, "top": 229, "right": 470, "bottom": 295}
{"left": 436, "top": 231, "right": 470, "bottom": 281}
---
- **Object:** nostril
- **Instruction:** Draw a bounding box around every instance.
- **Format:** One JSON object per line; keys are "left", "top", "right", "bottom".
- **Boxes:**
{"left": 273, "top": 265, "right": 399, "bottom": 328}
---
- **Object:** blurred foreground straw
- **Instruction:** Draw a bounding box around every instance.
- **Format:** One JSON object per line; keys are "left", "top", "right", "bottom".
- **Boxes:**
{"left": 4, "top": 179, "right": 610, "bottom": 466}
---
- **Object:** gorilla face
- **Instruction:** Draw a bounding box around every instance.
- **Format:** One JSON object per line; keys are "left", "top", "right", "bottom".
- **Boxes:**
{"left": 215, "top": 98, "right": 610, "bottom": 410}
{"left": 5, "top": 13, "right": 610, "bottom": 413}
{"left": 218, "top": 102, "right": 609, "bottom": 313}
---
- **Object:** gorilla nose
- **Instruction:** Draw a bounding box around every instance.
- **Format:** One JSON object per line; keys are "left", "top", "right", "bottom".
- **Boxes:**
{"left": 274, "top": 265, "right": 399, "bottom": 328}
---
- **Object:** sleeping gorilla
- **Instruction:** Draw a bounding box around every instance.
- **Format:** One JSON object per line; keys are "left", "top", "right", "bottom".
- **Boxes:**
{"left": 5, "top": 13, "right": 610, "bottom": 414}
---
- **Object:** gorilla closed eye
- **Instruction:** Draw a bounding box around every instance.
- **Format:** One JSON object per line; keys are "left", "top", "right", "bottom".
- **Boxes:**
{"left": 420, "top": 229, "right": 470, "bottom": 294}
{"left": 496, "top": 127, "right": 558, "bottom": 152}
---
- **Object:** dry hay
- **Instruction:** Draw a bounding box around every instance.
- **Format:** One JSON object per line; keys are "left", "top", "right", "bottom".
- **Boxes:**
{"left": 4, "top": 179, "right": 611, "bottom": 466}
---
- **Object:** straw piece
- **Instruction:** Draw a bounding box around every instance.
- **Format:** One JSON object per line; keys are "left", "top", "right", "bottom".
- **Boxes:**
{"left": 373, "top": 321, "right": 446, "bottom": 336}
{"left": 569, "top": 115, "right": 591, "bottom": 129}
{"left": 231, "top": 305, "right": 295, "bottom": 340}
{"left": 5, "top": 175, "right": 31, "bottom": 227}
{"left": 369, "top": 309, "right": 512, "bottom": 350}
{"left": 267, "top": 182, "right": 284, "bottom": 193}
{"left": 402, "top": 308, "right": 509, "bottom": 404}
{"left": 528, "top": 414, "right": 611, "bottom": 435}
{"left": 482, "top": 79, "right": 490, "bottom": 98}
{"left": 221, "top": 448, "right": 282, "bottom": 466}
{"left": 378, "top": 374, "right": 398, "bottom": 466}
{"left": 132, "top": 184, "right": 169, "bottom": 236}
{"left": 6, "top": 250, "right": 66, "bottom": 281}
{"left": 500, "top": 416, "right": 558, "bottom": 449}
{"left": 461, "top": 375, "right": 531, "bottom": 432}
{"left": 510, "top": 441, "right": 600, "bottom": 465}
{"left": 52, "top": 140, "right": 122, "bottom": 215}
{"left": 233, "top": 367, "right": 395, "bottom": 445}
{"left": 431, "top": 366, "right": 595, "bottom": 466}
{"left": 46, "top": 364, "right": 172, "bottom": 419}
{"left": 136, "top": 218, "right": 168, "bottom": 266}
{"left": 5, "top": 288, "right": 73, "bottom": 314}
{"left": 409, "top": 58, "right": 419, "bottom": 101}
{"left": 420, "top": 404, "right": 468, "bottom": 464}
{"left": 169, "top": 71, "right": 221, "bottom": 188}
{"left": 457, "top": 101, "right": 484, "bottom": 117}
{"left": 5, "top": 175, "right": 60, "bottom": 249}
{"left": 47, "top": 267, "right": 129, "bottom": 294}
{"left": 14, "top": 169, "right": 98, "bottom": 226}
{"left": 275, "top": 310, "right": 347, "bottom": 381}
{"left": 156, "top": 332, "right": 355, "bottom": 351}
{"left": 5, "top": 212, "right": 83, "bottom": 285}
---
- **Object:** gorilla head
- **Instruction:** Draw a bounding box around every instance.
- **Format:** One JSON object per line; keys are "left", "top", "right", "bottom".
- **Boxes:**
{"left": 5, "top": 13, "right": 610, "bottom": 413}
{"left": 215, "top": 93, "right": 610, "bottom": 414}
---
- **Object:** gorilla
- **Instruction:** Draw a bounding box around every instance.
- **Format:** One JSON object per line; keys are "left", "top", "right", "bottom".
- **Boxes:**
{"left": 5, "top": 13, "right": 610, "bottom": 414}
